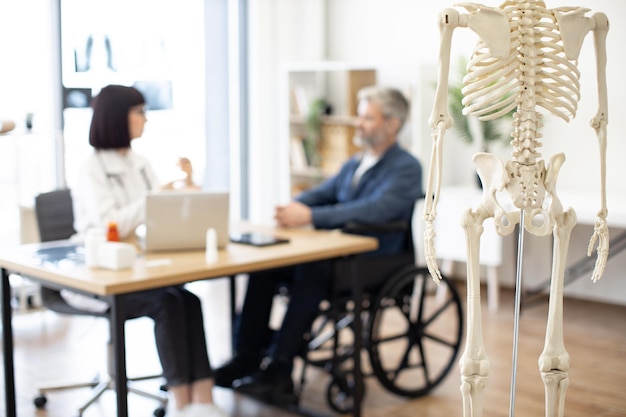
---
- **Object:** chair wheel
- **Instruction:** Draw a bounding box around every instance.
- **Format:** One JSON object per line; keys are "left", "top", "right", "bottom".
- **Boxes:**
{"left": 153, "top": 406, "right": 166, "bottom": 417}
{"left": 33, "top": 395, "right": 47, "bottom": 408}
{"left": 325, "top": 371, "right": 365, "bottom": 414}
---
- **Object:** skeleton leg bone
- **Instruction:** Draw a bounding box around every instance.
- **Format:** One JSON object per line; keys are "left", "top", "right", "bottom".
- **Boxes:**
{"left": 459, "top": 207, "right": 489, "bottom": 417}
{"left": 459, "top": 154, "right": 519, "bottom": 417}
{"left": 539, "top": 208, "right": 576, "bottom": 417}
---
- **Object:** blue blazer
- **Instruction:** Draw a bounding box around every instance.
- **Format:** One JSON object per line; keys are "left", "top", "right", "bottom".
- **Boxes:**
{"left": 296, "top": 142, "right": 423, "bottom": 255}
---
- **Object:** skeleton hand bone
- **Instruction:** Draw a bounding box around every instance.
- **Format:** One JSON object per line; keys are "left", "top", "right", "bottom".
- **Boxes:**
{"left": 424, "top": 220, "right": 442, "bottom": 285}
{"left": 587, "top": 215, "right": 609, "bottom": 282}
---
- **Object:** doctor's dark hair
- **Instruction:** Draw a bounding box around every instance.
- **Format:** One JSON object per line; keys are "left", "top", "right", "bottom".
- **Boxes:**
{"left": 89, "top": 85, "right": 145, "bottom": 149}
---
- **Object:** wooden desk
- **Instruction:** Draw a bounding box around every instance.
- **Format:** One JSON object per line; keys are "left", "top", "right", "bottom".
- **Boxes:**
{"left": 1, "top": 225, "right": 378, "bottom": 417}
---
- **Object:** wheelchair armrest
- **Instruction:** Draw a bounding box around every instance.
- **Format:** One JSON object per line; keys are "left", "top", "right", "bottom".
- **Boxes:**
{"left": 342, "top": 221, "right": 409, "bottom": 235}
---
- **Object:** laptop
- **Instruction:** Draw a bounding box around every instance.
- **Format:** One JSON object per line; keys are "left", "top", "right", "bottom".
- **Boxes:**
{"left": 141, "top": 191, "right": 230, "bottom": 252}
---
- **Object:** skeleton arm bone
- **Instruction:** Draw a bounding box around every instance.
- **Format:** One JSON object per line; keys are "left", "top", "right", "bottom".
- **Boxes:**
{"left": 587, "top": 12, "right": 609, "bottom": 283}
{"left": 424, "top": 124, "right": 445, "bottom": 284}
{"left": 424, "top": 8, "right": 466, "bottom": 284}
{"left": 590, "top": 13, "right": 609, "bottom": 130}
{"left": 587, "top": 119, "right": 608, "bottom": 282}
{"left": 427, "top": 7, "right": 462, "bottom": 131}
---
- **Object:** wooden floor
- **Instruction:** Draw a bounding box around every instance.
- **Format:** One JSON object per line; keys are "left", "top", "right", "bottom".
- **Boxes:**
{"left": 2, "top": 277, "right": 625, "bottom": 417}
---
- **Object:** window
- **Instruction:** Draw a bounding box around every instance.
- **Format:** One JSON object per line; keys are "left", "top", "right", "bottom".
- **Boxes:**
{"left": 59, "top": 0, "right": 209, "bottom": 189}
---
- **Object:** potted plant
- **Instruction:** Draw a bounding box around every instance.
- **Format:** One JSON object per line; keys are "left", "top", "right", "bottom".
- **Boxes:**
{"left": 303, "top": 98, "right": 331, "bottom": 167}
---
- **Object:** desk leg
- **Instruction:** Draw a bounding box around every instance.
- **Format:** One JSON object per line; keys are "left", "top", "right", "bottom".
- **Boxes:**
{"left": 229, "top": 275, "right": 237, "bottom": 352}
{"left": 109, "top": 294, "right": 129, "bottom": 417}
{"left": 1, "top": 268, "right": 16, "bottom": 417}
{"left": 348, "top": 258, "right": 363, "bottom": 417}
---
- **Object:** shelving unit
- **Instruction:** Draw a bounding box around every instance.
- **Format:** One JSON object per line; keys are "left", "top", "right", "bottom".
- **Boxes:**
{"left": 282, "top": 62, "right": 376, "bottom": 196}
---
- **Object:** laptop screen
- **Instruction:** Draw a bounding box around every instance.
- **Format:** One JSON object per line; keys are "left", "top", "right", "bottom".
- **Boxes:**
{"left": 143, "top": 191, "right": 229, "bottom": 252}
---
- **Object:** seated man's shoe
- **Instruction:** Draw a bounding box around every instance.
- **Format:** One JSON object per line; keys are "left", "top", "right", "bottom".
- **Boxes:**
{"left": 213, "top": 355, "right": 260, "bottom": 388}
{"left": 234, "top": 364, "right": 298, "bottom": 406}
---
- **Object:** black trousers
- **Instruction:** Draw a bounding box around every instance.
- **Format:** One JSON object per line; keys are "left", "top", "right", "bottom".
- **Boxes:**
{"left": 235, "top": 261, "right": 333, "bottom": 370}
{"left": 124, "top": 285, "right": 213, "bottom": 386}
{"left": 234, "top": 253, "right": 411, "bottom": 370}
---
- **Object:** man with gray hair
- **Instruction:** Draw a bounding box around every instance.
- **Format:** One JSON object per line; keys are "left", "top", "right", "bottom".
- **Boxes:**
{"left": 215, "top": 86, "right": 422, "bottom": 405}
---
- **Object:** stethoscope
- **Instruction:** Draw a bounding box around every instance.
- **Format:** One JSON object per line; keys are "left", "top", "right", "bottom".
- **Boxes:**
{"left": 96, "top": 151, "right": 152, "bottom": 207}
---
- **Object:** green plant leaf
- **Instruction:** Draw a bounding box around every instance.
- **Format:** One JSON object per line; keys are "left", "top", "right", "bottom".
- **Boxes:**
{"left": 306, "top": 98, "right": 326, "bottom": 139}
{"left": 449, "top": 85, "right": 473, "bottom": 144}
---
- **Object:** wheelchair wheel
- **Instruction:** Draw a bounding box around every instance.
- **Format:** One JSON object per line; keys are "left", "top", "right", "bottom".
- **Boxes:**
{"left": 366, "top": 266, "right": 463, "bottom": 397}
{"left": 325, "top": 369, "right": 366, "bottom": 414}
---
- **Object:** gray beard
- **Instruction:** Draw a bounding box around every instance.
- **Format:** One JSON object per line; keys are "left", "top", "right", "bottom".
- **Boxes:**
{"left": 353, "top": 133, "right": 383, "bottom": 149}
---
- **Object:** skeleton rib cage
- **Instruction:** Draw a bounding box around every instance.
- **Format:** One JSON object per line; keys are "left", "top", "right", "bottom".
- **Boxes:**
{"left": 463, "top": 2, "right": 582, "bottom": 166}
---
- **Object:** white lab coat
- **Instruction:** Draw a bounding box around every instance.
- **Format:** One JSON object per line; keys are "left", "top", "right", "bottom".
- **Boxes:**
{"left": 65, "top": 149, "right": 161, "bottom": 312}
{"left": 72, "top": 149, "right": 161, "bottom": 239}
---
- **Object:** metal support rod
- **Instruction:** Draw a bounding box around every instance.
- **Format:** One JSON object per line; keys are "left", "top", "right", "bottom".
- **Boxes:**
{"left": 509, "top": 210, "right": 525, "bottom": 417}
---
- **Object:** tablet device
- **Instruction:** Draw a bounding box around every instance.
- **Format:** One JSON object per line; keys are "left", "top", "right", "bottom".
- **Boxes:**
{"left": 230, "top": 232, "right": 290, "bottom": 247}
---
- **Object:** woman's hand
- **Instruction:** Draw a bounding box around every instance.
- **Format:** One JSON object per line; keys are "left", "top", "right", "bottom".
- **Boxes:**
{"left": 162, "top": 157, "right": 200, "bottom": 190}
{"left": 0, "top": 120, "right": 16, "bottom": 134}
{"left": 177, "top": 157, "right": 193, "bottom": 180}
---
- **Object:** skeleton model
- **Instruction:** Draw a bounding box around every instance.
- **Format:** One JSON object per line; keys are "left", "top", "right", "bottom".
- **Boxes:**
{"left": 423, "top": 1, "right": 609, "bottom": 417}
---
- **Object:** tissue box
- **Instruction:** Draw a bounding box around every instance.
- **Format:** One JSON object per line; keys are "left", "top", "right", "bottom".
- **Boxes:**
{"left": 97, "top": 242, "right": 137, "bottom": 270}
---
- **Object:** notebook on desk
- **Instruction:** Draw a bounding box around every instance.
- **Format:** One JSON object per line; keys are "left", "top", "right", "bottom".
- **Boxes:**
{"left": 141, "top": 191, "right": 230, "bottom": 252}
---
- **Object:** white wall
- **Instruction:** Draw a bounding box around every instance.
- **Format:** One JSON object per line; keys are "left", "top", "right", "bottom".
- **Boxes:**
{"left": 247, "top": 0, "right": 327, "bottom": 223}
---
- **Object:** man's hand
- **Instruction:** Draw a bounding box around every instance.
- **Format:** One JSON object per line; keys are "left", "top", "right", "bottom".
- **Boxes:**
{"left": 275, "top": 201, "right": 312, "bottom": 228}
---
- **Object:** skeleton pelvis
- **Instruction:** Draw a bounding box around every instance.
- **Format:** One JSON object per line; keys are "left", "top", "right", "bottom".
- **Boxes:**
{"left": 474, "top": 152, "right": 566, "bottom": 237}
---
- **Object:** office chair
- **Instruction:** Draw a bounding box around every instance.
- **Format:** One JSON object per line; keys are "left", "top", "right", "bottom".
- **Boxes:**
{"left": 32, "top": 189, "right": 168, "bottom": 417}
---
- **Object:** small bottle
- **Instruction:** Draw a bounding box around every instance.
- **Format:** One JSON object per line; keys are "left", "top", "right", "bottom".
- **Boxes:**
{"left": 205, "top": 228, "right": 218, "bottom": 263}
{"left": 107, "top": 221, "right": 120, "bottom": 242}
{"left": 84, "top": 228, "right": 106, "bottom": 267}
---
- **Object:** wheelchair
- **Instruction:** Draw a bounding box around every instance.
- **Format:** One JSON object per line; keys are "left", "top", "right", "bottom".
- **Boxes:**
{"left": 294, "top": 221, "right": 464, "bottom": 413}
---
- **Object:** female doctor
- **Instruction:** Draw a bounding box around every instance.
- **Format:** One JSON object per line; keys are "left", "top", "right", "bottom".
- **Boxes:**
{"left": 71, "top": 84, "right": 226, "bottom": 417}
